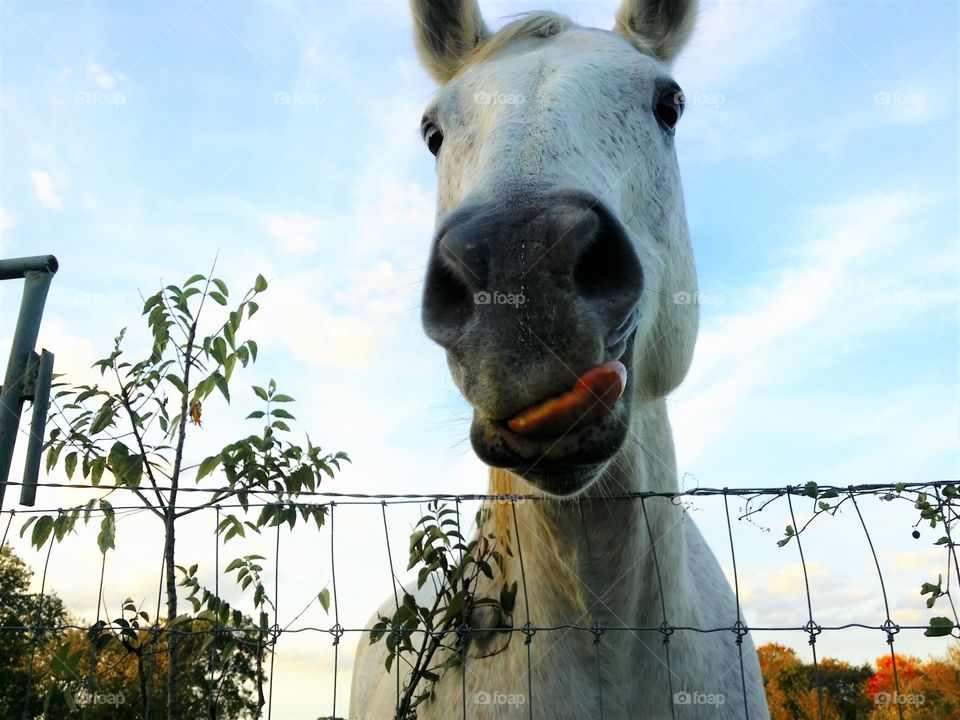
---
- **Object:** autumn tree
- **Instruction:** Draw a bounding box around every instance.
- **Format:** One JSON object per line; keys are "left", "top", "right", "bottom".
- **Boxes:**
{"left": 0, "top": 545, "right": 69, "bottom": 719}
{"left": 866, "top": 649, "right": 960, "bottom": 719}
{"left": 758, "top": 642, "right": 871, "bottom": 719}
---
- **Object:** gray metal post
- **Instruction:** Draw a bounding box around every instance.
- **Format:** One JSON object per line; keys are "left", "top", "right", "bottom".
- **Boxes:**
{"left": 0, "top": 255, "right": 58, "bottom": 511}
{"left": 20, "top": 349, "right": 55, "bottom": 506}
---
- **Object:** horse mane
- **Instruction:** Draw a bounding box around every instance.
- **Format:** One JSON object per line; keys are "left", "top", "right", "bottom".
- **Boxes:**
{"left": 461, "top": 11, "right": 653, "bottom": 75}
{"left": 463, "top": 12, "right": 570, "bottom": 71}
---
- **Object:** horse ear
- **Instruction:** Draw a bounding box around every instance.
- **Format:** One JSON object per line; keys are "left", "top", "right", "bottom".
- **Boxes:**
{"left": 410, "top": 0, "right": 490, "bottom": 83}
{"left": 614, "top": 0, "right": 697, "bottom": 65}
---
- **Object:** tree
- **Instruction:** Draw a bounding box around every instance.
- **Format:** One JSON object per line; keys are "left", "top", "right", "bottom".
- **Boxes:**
{"left": 866, "top": 649, "right": 960, "bottom": 719}
{"left": 21, "top": 270, "right": 347, "bottom": 719}
{"left": 0, "top": 545, "right": 69, "bottom": 719}
{"left": 758, "top": 642, "right": 872, "bottom": 720}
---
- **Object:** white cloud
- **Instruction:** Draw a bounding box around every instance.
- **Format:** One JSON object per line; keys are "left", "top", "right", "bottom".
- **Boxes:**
{"left": 0, "top": 208, "right": 13, "bottom": 251}
{"left": 251, "top": 269, "right": 382, "bottom": 369}
{"left": 672, "top": 188, "right": 956, "bottom": 466}
{"left": 265, "top": 212, "right": 327, "bottom": 254}
{"left": 87, "top": 61, "right": 125, "bottom": 89}
{"left": 29, "top": 169, "right": 63, "bottom": 211}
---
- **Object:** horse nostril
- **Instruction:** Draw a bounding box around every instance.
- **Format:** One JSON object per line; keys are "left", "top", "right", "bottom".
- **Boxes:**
{"left": 572, "top": 214, "right": 643, "bottom": 303}
{"left": 422, "top": 249, "right": 477, "bottom": 345}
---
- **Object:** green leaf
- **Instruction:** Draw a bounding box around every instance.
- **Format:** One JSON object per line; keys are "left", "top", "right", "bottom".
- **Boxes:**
{"left": 184, "top": 273, "right": 206, "bottom": 287}
{"left": 254, "top": 274, "right": 268, "bottom": 292}
{"left": 166, "top": 374, "right": 186, "bottom": 395}
{"left": 803, "top": 481, "right": 818, "bottom": 498}
{"left": 253, "top": 385, "right": 268, "bottom": 401}
{"left": 64, "top": 452, "right": 77, "bottom": 480}
{"left": 212, "top": 278, "right": 229, "bottom": 297}
{"left": 212, "top": 372, "right": 230, "bottom": 402}
{"left": 31, "top": 515, "right": 55, "bottom": 548}
{"left": 88, "top": 402, "right": 115, "bottom": 435}
{"left": 318, "top": 588, "right": 331, "bottom": 614}
{"left": 209, "top": 291, "right": 228, "bottom": 306}
{"left": 271, "top": 394, "right": 295, "bottom": 403}
{"left": 98, "top": 502, "right": 116, "bottom": 554}
{"left": 197, "top": 455, "right": 220, "bottom": 482}
{"left": 90, "top": 457, "right": 106, "bottom": 486}
{"left": 924, "top": 616, "right": 955, "bottom": 637}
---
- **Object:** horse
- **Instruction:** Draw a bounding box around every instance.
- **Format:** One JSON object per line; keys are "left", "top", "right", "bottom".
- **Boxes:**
{"left": 350, "top": 1, "right": 770, "bottom": 717}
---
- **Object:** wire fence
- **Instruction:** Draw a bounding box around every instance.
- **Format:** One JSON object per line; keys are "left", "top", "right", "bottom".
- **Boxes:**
{"left": 1, "top": 479, "right": 958, "bottom": 719}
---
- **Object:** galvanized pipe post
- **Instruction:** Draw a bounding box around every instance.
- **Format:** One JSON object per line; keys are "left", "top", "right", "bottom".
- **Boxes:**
{"left": 0, "top": 255, "right": 58, "bottom": 511}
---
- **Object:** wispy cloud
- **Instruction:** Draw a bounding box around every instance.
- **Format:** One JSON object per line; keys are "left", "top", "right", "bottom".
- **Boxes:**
{"left": 673, "top": 187, "right": 956, "bottom": 467}
{"left": 29, "top": 169, "right": 63, "bottom": 211}
{"left": 265, "top": 212, "right": 326, "bottom": 254}
{"left": 87, "top": 61, "right": 125, "bottom": 89}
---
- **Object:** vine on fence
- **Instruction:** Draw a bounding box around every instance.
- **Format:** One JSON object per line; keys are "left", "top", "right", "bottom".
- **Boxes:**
{"left": 766, "top": 481, "right": 960, "bottom": 639}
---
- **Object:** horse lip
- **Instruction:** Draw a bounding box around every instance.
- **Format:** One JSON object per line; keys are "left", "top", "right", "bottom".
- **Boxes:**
{"left": 606, "top": 306, "right": 640, "bottom": 353}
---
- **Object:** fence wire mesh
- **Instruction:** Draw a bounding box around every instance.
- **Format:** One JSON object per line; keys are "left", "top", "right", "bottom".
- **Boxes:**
{"left": 1, "top": 479, "right": 958, "bottom": 719}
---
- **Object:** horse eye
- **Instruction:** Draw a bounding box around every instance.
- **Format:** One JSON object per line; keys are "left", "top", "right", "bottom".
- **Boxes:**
{"left": 423, "top": 123, "right": 444, "bottom": 156}
{"left": 655, "top": 90, "right": 684, "bottom": 130}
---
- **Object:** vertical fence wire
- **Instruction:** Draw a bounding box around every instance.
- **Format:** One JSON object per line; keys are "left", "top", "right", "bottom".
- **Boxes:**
{"left": 639, "top": 496, "right": 676, "bottom": 720}
{"left": 785, "top": 490, "right": 825, "bottom": 720}
{"left": 931, "top": 487, "right": 960, "bottom": 629}
{"left": 454, "top": 497, "right": 468, "bottom": 720}
{"left": 21, "top": 508, "right": 59, "bottom": 720}
{"left": 329, "top": 501, "right": 343, "bottom": 719}
{"left": 379, "top": 500, "right": 402, "bottom": 717}
{"left": 208, "top": 504, "right": 221, "bottom": 720}
{"left": 576, "top": 501, "right": 604, "bottom": 720}
{"left": 1, "top": 509, "right": 13, "bottom": 549}
{"left": 146, "top": 535, "right": 167, "bottom": 720}
{"left": 89, "top": 548, "right": 107, "bottom": 709}
{"left": 266, "top": 519, "right": 280, "bottom": 720}
{"left": 722, "top": 490, "right": 751, "bottom": 719}
{"left": 509, "top": 500, "right": 534, "bottom": 720}
{"left": 848, "top": 490, "right": 904, "bottom": 720}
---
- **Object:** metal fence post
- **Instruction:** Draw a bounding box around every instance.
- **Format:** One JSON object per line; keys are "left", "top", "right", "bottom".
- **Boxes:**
{"left": 0, "top": 255, "right": 58, "bottom": 511}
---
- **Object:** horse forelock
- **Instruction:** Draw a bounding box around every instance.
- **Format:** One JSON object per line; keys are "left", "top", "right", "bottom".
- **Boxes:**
{"left": 458, "top": 11, "right": 655, "bottom": 79}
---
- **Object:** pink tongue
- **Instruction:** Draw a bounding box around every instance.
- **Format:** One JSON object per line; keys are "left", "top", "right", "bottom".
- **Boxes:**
{"left": 506, "top": 361, "right": 627, "bottom": 438}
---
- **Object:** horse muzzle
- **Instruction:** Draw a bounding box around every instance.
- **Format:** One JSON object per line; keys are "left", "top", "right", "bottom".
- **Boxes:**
{"left": 421, "top": 190, "right": 643, "bottom": 492}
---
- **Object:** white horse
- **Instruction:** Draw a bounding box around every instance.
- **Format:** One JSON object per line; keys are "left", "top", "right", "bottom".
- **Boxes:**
{"left": 351, "top": 1, "right": 769, "bottom": 717}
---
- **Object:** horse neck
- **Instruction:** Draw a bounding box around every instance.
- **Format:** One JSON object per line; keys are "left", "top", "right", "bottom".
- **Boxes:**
{"left": 482, "top": 397, "right": 686, "bottom": 627}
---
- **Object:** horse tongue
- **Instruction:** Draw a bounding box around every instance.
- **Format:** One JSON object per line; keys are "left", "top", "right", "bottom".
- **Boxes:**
{"left": 506, "top": 361, "right": 627, "bottom": 438}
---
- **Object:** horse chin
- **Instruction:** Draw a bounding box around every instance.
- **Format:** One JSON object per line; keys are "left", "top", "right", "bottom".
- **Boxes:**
{"left": 467, "top": 339, "right": 636, "bottom": 498}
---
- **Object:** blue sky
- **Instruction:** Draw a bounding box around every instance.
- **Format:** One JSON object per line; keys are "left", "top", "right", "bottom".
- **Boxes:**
{"left": 1, "top": 1, "right": 958, "bottom": 717}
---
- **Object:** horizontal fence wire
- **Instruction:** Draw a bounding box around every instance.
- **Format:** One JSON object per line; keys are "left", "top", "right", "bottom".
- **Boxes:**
{"left": 0, "top": 479, "right": 957, "bottom": 720}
